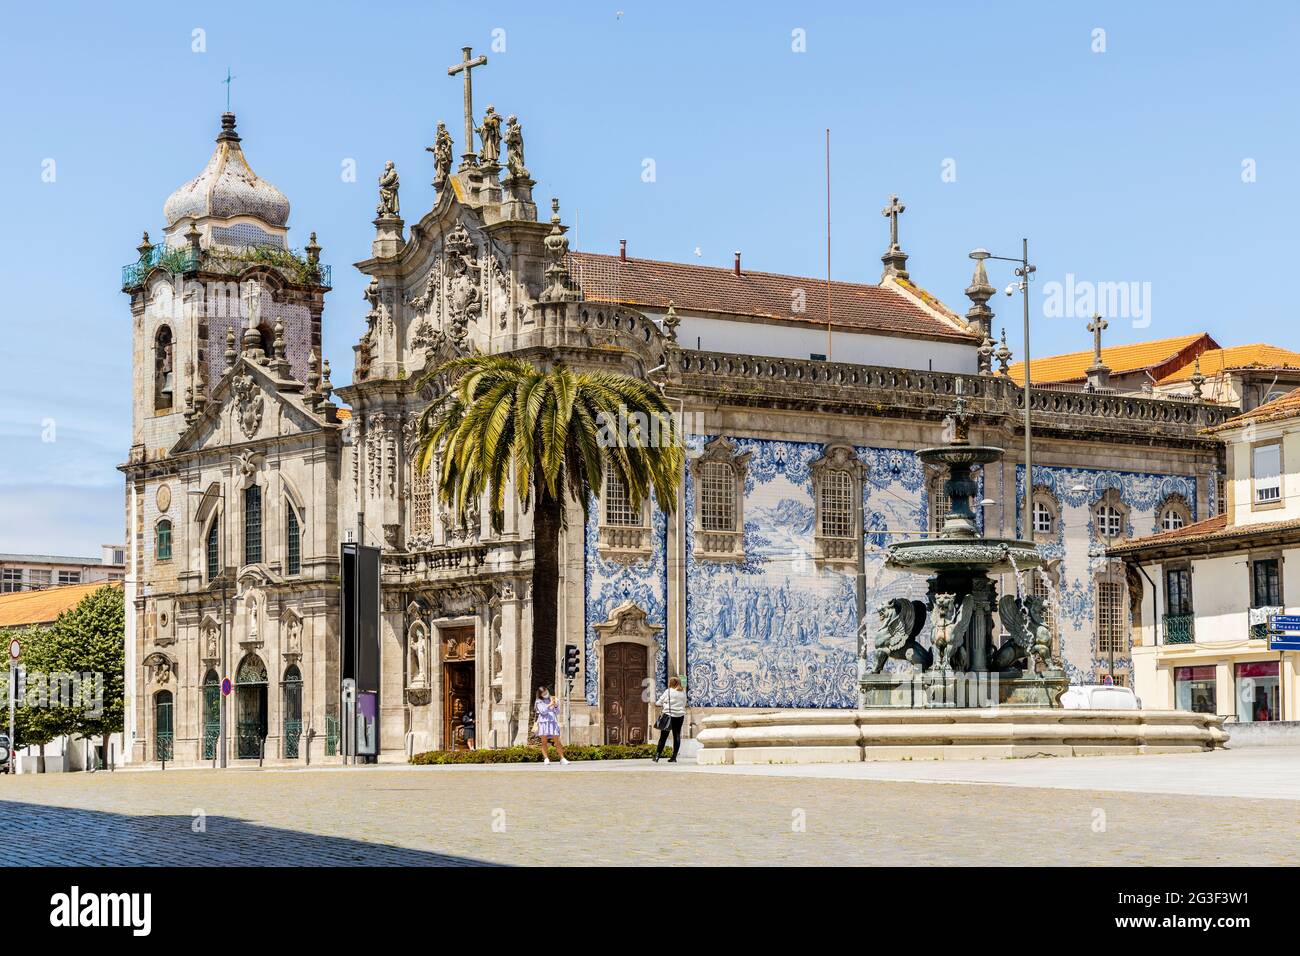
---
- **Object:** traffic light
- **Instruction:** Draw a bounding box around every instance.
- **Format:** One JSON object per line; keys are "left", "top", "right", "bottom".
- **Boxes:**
{"left": 563, "top": 644, "right": 580, "bottom": 680}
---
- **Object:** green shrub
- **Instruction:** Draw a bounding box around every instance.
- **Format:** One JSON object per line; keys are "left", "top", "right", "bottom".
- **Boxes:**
{"left": 409, "top": 743, "right": 671, "bottom": 765}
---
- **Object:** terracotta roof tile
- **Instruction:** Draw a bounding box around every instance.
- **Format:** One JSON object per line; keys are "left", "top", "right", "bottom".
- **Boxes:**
{"left": 1210, "top": 386, "right": 1300, "bottom": 432}
{"left": 1108, "top": 513, "right": 1300, "bottom": 555}
{"left": 0, "top": 580, "right": 121, "bottom": 630}
{"left": 1008, "top": 333, "right": 1214, "bottom": 385}
{"left": 567, "top": 252, "right": 979, "bottom": 342}
{"left": 1160, "top": 344, "right": 1300, "bottom": 384}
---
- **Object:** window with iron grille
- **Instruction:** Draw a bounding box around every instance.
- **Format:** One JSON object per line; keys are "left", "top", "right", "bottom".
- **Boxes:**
{"left": 156, "top": 520, "right": 172, "bottom": 561}
{"left": 699, "top": 461, "right": 735, "bottom": 532}
{"left": 57, "top": 570, "right": 81, "bottom": 585}
{"left": 604, "top": 473, "right": 641, "bottom": 527}
{"left": 411, "top": 461, "right": 433, "bottom": 535}
{"left": 0, "top": 568, "right": 20, "bottom": 593}
{"left": 820, "top": 470, "right": 854, "bottom": 539}
{"left": 244, "top": 486, "right": 263, "bottom": 565}
{"left": 1097, "top": 580, "right": 1127, "bottom": 653}
{"left": 1216, "top": 474, "right": 1226, "bottom": 516}
{"left": 930, "top": 485, "right": 951, "bottom": 532}
{"left": 206, "top": 519, "right": 220, "bottom": 582}
{"left": 286, "top": 505, "right": 301, "bottom": 576}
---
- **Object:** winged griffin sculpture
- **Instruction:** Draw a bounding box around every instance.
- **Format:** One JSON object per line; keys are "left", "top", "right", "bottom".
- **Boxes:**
{"left": 865, "top": 598, "right": 932, "bottom": 674}
{"left": 992, "top": 593, "right": 1057, "bottom": 671}
{"left": 932, "top": 592, "right": 974, "bottom": 671}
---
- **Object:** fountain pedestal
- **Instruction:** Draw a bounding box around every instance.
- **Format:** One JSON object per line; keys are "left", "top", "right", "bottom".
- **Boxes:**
{"left": 860, "top": 668, "right": 1068, "bottom": 709}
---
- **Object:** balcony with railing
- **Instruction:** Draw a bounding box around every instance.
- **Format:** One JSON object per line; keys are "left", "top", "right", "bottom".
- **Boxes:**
{"left": 1164, "top": 612, "right": 1196, "bottom": 644}
{"left": 122, "top": 242, "right": 332, "bottom": 289}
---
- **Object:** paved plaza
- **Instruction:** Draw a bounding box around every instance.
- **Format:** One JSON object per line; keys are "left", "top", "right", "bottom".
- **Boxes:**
{"left": 2, "top": 748, "right": 1298, "bottom": 866}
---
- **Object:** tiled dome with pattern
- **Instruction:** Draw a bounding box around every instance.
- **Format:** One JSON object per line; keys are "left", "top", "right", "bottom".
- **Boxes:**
{"left": 162, "top": 113, "right": 290, "bottom": 228}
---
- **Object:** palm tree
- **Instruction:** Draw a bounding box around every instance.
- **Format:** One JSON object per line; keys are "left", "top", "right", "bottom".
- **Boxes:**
{"left": 415, "top": 355, "right": 683, "bottom": 691}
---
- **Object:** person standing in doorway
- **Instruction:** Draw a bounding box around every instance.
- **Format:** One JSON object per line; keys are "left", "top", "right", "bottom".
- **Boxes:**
{"left": 534, "top": 687, "right": 566, "bottom": 764}
{"left": 654, "top": 677, "right": 687, "bottom": 763}
{"left": 462, "top": 709, "right": 476, "bottom": 750}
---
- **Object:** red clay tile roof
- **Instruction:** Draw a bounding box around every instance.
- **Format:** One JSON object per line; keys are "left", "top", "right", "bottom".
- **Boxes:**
{"left": 1107, "top": 513, "right": 1300, "bottom": 555}
{"left": 1161, "top": 344, "right": 1300, "bottom": 384}
{"left": 1209, "top": 386, "right": 1300, "bottom": 432}
{"left": 0, "top": 580, "right": 121, "bottom": 630}
{"left": 567, "top": 252, "right": 979, "bottom": 342}
{"left": 1008, "top": 333, "right": 1216, "bottom": 385}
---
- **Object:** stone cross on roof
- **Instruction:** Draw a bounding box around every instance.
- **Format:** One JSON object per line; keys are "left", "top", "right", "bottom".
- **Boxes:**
{"left": 1086, "top": 314, "right": 1111, "bottom": 390}
{"left": 448, "top": 46, "right": 488, "bottom": 169}
{"left": 882, "top": 194, "right": 905, "bottom": 248}
{"left": 879, "top": 194, "right": 909, "bottom": 280}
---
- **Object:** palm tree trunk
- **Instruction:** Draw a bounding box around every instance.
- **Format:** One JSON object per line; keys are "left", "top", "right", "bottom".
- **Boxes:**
{"left": 530, "top": 489, "right": 563, "bottom": 694}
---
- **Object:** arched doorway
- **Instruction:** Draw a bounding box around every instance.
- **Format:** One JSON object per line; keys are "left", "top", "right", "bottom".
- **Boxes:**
{"left": 282, "top": 665, "right": 302, "bottom": 758}
{"left": 201, "top": 670, "right": 220, "bottom": 760}
{"left": 154, "top": 690, "right": 174, "bottom": 762}
{"left": 235, "top": 654, "right": 268, "bottom": 759}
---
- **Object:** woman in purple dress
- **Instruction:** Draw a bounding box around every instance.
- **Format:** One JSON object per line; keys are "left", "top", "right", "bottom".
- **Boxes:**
{"left": 534, "top": 687, "right": 567, "bottom": 764}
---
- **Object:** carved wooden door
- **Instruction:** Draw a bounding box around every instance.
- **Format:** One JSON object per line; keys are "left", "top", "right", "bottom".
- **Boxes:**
{"left": 443, "top": 662, "right": 474, "bottom": 751}
{"left": 603, "top": 643, "right": 647, "bottom": 745}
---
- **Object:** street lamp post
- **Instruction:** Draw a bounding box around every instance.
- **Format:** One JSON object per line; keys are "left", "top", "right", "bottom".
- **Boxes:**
{"left": 970, "top": 242, "right": 1036, "bottom": 538}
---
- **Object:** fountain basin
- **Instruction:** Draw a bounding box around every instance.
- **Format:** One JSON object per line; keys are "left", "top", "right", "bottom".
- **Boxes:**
{"left": 695, "top": 708, "right": 1228, "bottom": 764}
{"left": 885, "top": 537, "right": 1043, "bottom": 575}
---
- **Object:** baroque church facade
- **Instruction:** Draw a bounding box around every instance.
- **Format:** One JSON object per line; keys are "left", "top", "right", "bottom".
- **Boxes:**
{"left": 121, "top": 66, "right": 1235, "bottom": 765}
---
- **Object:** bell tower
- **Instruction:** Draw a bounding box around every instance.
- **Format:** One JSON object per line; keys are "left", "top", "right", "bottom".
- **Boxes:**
{"left": 122, "top": 112, "right": 327, "bottom": 462}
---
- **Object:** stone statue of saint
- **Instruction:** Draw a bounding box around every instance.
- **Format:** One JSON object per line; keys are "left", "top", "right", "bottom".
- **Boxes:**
{"left": 204, "top": 628, "right": 218, "bottom": 660}
{"left": 477, "top": 106, "right": 502, "bottom": 166}
{"left": 377, "top": 161, "right": 400, "bottom": 217}
{"left": 504, "top": 115, "right": 528, "bottom": 180}
{"left": 427, "top": 122, "right": 454, "bottom": 188}
{"left": 409, "top": 623, "right": 427, "bottom": 686}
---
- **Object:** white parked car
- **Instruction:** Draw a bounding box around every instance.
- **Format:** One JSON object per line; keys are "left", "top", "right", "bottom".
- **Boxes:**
{"left": 1060, "top": 684, "right": 1142, "bottom": 710}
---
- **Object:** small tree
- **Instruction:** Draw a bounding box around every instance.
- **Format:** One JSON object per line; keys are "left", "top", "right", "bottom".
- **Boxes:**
{"left": 20, "top": 586, "right": 125, "bottom": 769}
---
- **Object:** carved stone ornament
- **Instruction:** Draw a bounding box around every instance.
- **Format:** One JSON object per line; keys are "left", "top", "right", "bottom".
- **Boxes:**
{"left": 443, "top": 223, "right": 482, "bottom": 347}
{"left": 143, "top": 652, "right": 174, "bottom": 687}
{"left": 282, "top": 608, "right": 303, "bottom": 661}
{"left": 231, "top": 372, "right": 264, "bottom": 439}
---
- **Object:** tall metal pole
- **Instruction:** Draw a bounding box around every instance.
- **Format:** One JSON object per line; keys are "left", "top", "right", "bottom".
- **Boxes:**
{"left": 220, "top": 574, "right": 228, "bottom": 768}
{"left": 1020, "top": 238, "right": 1034, "bottom": 539}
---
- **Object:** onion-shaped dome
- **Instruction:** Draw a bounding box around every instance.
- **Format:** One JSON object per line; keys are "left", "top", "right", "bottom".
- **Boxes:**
{"left": 163, "top": 114, "right": 290, "bottom": 228}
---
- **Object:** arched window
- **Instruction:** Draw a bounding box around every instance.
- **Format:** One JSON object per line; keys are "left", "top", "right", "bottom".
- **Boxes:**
{"left": 690, "top": 437, "right": 750, "bottom": 562}
{"left": 285, "top": 504, "right": 301, "bottom": 576}
{"left": 1093, "top": 491, "right": 1127, "bottom": 541}
{"left": 819, "top": 470, "right": 854, "bottom": 538}
{"left": 1158, "top": 494, "right": 1191, "bottom": 533}
{"left": 205, "top": 518, "right": 220, "bottom": 581}
{"left": 700, "top": 461, "right": 735, "bottom": 532}
{"left": 154, "top": 326, "right": 174, "bottom": 411}
{"left": 155, "top": 519, "right": 173, "bottom": 561}
{"left": 244, "top": 485, "right": 262, "bottom": 565}
{"left": 201, "top": 670, "right": 220, "bottom": 760}
{"left": 812, "top": 444, "right": 864, "bottom": 567}
{"left": 282, "top": 665, "right": 303, "bottom": 759}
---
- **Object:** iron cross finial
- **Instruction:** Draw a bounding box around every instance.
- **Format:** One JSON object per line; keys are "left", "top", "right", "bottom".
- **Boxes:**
{"left": 222, "top": 67, "right": 237, "bottom": 113}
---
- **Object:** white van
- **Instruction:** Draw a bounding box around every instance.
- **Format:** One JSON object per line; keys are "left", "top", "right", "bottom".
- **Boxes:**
{"left": 1060, "top": 684, "right": 1142, "bottom": 710}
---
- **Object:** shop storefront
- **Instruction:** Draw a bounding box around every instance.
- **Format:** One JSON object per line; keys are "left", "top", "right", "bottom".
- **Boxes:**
{"left": 1174, "top": 665, "right": 1217, "bottom": 714}
{"left": 1234, "top": 660, "right": 1280, "bottom": 722}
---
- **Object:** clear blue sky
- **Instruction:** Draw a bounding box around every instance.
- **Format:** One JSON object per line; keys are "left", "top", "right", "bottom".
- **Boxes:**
{"left": 1, "top": 1, "right": 1297, "bottom": 555}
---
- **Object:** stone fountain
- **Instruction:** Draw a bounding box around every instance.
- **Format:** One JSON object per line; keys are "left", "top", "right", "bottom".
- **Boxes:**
{"left": 695, "top": 387, "right": 1228, "bottom": 763}
{"left": 860, "top": 391, "right": 1068, "bottom": 709}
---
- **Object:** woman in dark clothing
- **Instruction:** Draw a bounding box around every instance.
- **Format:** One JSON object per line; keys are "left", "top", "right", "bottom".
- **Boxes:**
{"left": 654, "top": 677, "right": 687, "bottom": 763}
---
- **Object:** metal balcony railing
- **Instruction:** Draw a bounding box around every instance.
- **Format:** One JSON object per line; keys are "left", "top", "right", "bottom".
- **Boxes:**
{"left": 1164, "top": 612, "right": 1195, "bottom": 644}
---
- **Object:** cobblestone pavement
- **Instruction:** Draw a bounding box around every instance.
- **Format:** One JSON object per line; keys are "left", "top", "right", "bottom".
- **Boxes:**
{"left": 2, "top": 758, "right": 1298, "bottom": 866}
